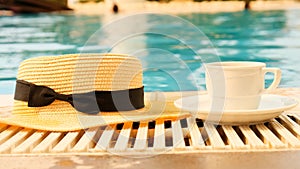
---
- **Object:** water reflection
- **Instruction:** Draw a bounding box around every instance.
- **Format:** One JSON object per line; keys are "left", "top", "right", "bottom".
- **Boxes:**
{"left": 1, "top": 10, "right": 300, "bottom": 94}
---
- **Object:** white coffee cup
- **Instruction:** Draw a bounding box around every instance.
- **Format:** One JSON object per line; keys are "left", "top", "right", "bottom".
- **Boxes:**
{"left": 205, "top": 61, "right": 281, "bottom": 110}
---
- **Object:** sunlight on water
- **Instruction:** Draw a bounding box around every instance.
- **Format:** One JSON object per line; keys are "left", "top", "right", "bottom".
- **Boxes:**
{"left": 0, "top": 10, "right": 300, "bottom": 94}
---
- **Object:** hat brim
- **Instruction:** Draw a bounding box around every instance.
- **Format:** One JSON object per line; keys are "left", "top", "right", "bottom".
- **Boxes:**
{"left": 0, "top": 94, "right": 191, "bottom": 131}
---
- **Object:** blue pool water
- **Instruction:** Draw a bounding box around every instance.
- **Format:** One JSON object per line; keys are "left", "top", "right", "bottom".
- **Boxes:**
{"left": 0, "top": 10, "right": 300, "bottom": 94}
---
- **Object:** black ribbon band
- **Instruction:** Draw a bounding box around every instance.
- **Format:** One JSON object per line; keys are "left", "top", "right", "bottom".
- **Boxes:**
{"left": 14, "top": 80, "right": 144, "bottom": 114}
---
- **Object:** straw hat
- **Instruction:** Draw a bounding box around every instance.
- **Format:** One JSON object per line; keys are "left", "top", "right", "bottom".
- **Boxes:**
{"left": 0, "top": 53, "right": 190, "bottom": 131}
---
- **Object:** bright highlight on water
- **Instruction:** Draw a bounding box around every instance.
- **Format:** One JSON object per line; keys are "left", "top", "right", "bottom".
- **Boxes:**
{"left": 0, "top": 9, "right": 300, "bottom": 94}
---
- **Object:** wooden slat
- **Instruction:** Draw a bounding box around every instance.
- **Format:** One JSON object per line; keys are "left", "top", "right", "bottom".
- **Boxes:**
{"left": 13, "top": 131, "right": 47, "bottom": 153}
{"left": 114, "top": 122, "right": 133, "bottom": 151}
{"left": 2, "top": 91, "right": 300, "bottom": 155}
{"left": 255, "top": 124, "right": 287, "bottom": 148}
{"left": 279, "top": 115, "right": 300, "bottom": 138}
{"left": 51, "top": 131, "right": 81, "bottom": 152}
{"left": 32, "top": 132, "right": 63, "bottom": 153}
{"left": 0, "top": 124, "right": 8, "bottom": 132}
{"left": 71, "top": 127, "right": 99, "bottom": 152}
{"left": 94, "top": 124, "right": 116, "bottom": 151}
{"left": 292, "top": 114, "right": 300, "bottom": 123}
{"left": 153, "top": 119, "right": 165, "bottom": 150}
{"left": 133, "top": 122, "right": 148, "bottom": 151}
{"left": 186, "top": 117, "right": 206, "bottom": 149}
{"left": 0, "top": 128, "right": 33, "bottom": 153}
{"left": 172, "top": 120, "right": 185, "bottom": 149}
{"left": 222, "top": 126, "right": 248, "bottom": 149}
{"left": 238, "top": 126, "right": 267, "bottom": 149}
{"left": 0, "top": 126, "right": 21, "bottom": 144}
{"left": 270, "top": 120, "right": 300, "bottom": 148}
{"left": 204, "top": 123, "right": 227, "bottom": 149}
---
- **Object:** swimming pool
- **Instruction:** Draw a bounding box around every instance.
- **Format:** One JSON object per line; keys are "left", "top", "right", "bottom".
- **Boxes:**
{"left": 0, "top": 9, "right": 300, "bottom": 94}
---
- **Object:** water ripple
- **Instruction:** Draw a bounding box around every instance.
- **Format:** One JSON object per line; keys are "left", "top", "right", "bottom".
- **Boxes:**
{"left": 1, "top": 10, "right": 300, "bottom": 93}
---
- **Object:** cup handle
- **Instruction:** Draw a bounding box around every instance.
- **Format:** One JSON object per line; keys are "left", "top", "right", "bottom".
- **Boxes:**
{"left": 262, "top": 68, "right": 281, "bottom": 92}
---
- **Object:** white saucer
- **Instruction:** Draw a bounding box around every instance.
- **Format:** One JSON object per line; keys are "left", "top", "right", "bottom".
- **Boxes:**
{"left": 174, "top": 94, "right": 299, "bottom": 125}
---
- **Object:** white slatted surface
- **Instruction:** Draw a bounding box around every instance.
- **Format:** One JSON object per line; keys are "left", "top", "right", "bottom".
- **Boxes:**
{"left": 204, "top": 123, "right": 228, "bottom": 149}
{"left": 13, "top": 131, "right": 47, "bottom": 153}
{"left": 153, "top": 119, "right": 166, "bottom": 150}
{"left": 93, "top": 124, "right": 116, "bottom": 151}
{"left": 238, "top": 125, "right": 267, "bottom": 149}
{"left": 186, "top": 117, "right": 207, "bottom": 149}
{"left": 222, "top": 125, "right": 248, "bottom": 149}
{"left": 32, "top": 132, "right": 63, "bottom": 153}
{"left": 1, "top": 114, "right": 300, "bottom": 154}
{"left": 71, "top": 127, "right": 99, "bottom": 152}
{"left": 114, "top": 122, "right": 133, "bottom": 151}
{"left": 51, "top": 131, "right": 81, "bottom": 153}
{"left": 269, "top": 119, "right": 300, "bottom": 147}
{"left": 0, "top": 128, "right": 33, "bottom": 153}
{"left": 172, "top": 120, "right": 185, "bottom": 149}
{"left": 133, "top": 122, "right": 149, "bottom": 151}
{"left": 255, "top": 124, "right": 287, "bottom": 148}
{"left": 0, "top": 126, "right": 20, "bottom": 144}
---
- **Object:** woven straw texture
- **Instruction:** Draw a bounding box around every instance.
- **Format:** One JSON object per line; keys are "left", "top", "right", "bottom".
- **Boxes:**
{"left": 0, "top": 54, "right": 190, "bottom": 131}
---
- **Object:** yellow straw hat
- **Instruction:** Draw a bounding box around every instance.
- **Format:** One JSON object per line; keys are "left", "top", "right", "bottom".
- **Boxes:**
{"left": 0, "top": 53, "right": 190, "bottom": 131}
